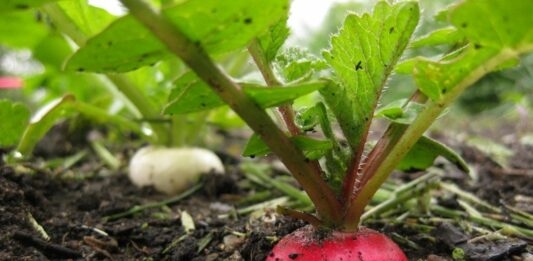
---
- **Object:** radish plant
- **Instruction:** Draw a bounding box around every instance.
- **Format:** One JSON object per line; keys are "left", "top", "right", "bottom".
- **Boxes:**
{"left": 2, "top": 0, "right": 531, "bottom": 259}
{"left": 0, "top": 1, "right": 228, "bottom": 194}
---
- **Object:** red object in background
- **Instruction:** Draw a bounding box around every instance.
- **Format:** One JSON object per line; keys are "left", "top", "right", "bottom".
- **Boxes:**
{"left": 267, "top": 225, "right": 408, "bottom": 261}
{"left": 0, "top": 77, "right": 23, "bottom": 89}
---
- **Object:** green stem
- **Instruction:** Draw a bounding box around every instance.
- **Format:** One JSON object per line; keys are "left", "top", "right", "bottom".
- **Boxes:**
{"left": 248, "top": 39, "right": 301, "bottom": 136}
{"left": 441, "top": 183, "right": 533, "bottom": 227}
{"left": 248, "top": 39, "right": 325, "bottom": 181}
{"left": 362, "top": 172, "right": 439, "bottom": 221}
{"left": 431, "top": 205, "right": 533, "bottom": 238}
{"left": 242, "top": 163, "right": 313, "bottom": 206}
{"left": 120, "top": 0, "right": 343, "bottom": 225}
{"left": 343, "top": 48, "right": 520, "bottom": 231}
{"left": 41, "top": 3, "right": 169, "bottom": 145}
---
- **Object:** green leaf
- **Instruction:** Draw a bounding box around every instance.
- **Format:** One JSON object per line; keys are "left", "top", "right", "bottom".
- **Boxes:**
{"left": 450, "top": 0, "right": 533, "bottom": 50}
{"left": 164, "top": 74, "right": 327, "bottom": 114}
{"left": 164, "top": 0, "right": 288, "bottom": 54}
{"left": 243, "top": 81, "right": 327, "bottom": 109}
{"left": 410, "top": 0, "right": 533, "bottom": 101}
{"left": 0, "top": 10, "right": 49, "bottom": 48}
{"left": 375, "top": 99, "right": 425, "bottom": 125}
{"left": 1, "top": 0, "right": 57, "bottom": 13}
{"left": 274, "top": 47, "right": 328, "bottom": 83}
{"left": 374, "top": 99, "right": 406, "bottom": 120}
{"left": 208, "top": 107, "right": 245, "bottom": 129}
{"left": 33, "top": 33, "right": 73, "bottom": 69}
{"left": 0, "top": 100, "right": 30, "bottom": 147}
{"left": 296, "top": 103, "right": 350, "bottom": 188}
{"left": 257, "top": 17, "right": 290, "bottom": 63}
{"left": 67, "top": 0, "right": 288, "bottom": 73}
{"left": 398, "top": 135, "right": 469, "bottom": 172}
{"left": 16, "top": 95, "right": 149, "bottom": 156}
{"left": 164, "top": 72, "right": 224, "bottom": 115}
{"left": 242, "top": 134, "right": 332, "bottom": 160}
{"left": 66, "top": 16, "right": 168, "bottom": 73}
{"left": 17, "top": 95, "right": 76, "bottom": 156}
{"left": 410, "top": 27, "right": 463, "bottom": 49}
{"left": 58, "top": 0, "right": 115, "bottom": 36}
{"left": 321, "top": 1, "right": 419, "bottom": 151}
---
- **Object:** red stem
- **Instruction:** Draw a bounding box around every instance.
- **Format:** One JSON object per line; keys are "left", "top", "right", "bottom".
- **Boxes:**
{"left": 347, "top": 91, "right": 427, "bottom": 214}
{"left": 247, "top": 39, "right": 301, "bottom": 136}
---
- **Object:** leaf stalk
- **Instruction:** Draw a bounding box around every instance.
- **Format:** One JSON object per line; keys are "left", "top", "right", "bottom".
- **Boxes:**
{"left": 119, "top": 0, "right": 343, "bottom": 225}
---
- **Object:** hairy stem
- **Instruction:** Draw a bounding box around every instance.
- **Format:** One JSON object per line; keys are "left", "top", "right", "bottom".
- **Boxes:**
{"left": 248, "top": 39, "right": 301, "bottom": 136}
{"left": 247, "top": 39, "right": 325, "bottom": 179}
{"left": 342, "top": 49, "right": 520, "bottom": 230}
{"left": 355, "top": 91, "right": 428, "bottom": 193}
{"left": 120, "top": 0, "right": 342, "bottom": 224}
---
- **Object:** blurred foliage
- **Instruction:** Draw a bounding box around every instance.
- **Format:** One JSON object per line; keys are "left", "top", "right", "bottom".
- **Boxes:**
{"left": 301, "top": 0, "right": 532, "bottom": 115}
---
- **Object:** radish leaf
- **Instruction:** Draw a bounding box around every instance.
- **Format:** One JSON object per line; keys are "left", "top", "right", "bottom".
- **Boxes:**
{"left": 0, "top": 11, "right": 48, "bottom": 48}
{"left": 257, "top": 17, "right": 290, "bottom": 63}
{"left": 410, "top": 27, "right": 463, "bottom": 49}
{"left": 398, "top": 135, "right": 469, "bottom": 172}
{"left": 164, "top": 72, "right": 224, "bottom": 114}
{"left": 375, "top": 99, "right": 425, "bottom": 125}
{"left": 243, "top": 81, "right": 327, "bottom": 109}
{"left": 243, "top": 134, "right": 332, "bottom": 160}
{"left": 2, "top": 0, "right": 57, "bottom": 13}
{"left": 164, "top": 73, "right": 327, "bottom": 114}
{"left": 66, "top": 0, "right": 288, "bottom": 73}
{"left": 410, "top": 0, "right": 533, "bottom": 102}
{"left": 66, "top": 16, "right": 168, "bottom": 73}
{"left": 273, "top": 48, "right": 327, "bottom": 83}
{"left": 321, "top": 2, "right": 419, "bottom": 150}
{"left": 17, "top": 95, "right": 76, "bottom": 156}
{"left": 58, "top": 0, "right": 115, "bottom": 36}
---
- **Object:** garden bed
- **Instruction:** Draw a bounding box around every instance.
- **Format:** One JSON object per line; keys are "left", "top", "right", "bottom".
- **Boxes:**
{"left": 1, "top": 130, "right": 531, "bottom": 260}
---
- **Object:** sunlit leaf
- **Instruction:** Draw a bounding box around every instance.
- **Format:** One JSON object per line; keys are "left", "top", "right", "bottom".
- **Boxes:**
{"left": 1, "top": 0, "right": 57, "bottom": 13}
{"left": 321, "top": 2, "right": 419, "bottom": 150}
{"left": 66, "top": 0, "right": 288, "bottom": 72}
{"left": 410, "top": 27, "right": 463, "bottom": 49}
{"left": 274, "top": 47, "right": 328, "bottom": 83}
{"left": 66, "top": 16, "right": 168, "bottom": 72}
{"left": 257, "top": 17, "right": 290, "bottom": 63}
{"left": 58, "top": 0, "right": 115, "bottom": 36}
{"left": 409, "top": 0, "right": 533, "bottom": 101}
{"left": 0, "top": 10, "right": 49, "bottom": 48}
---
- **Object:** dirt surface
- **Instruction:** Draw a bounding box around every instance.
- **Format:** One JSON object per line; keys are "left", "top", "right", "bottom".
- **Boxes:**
{"left": 0, "top": 133, "right": 532, "bottom": 260}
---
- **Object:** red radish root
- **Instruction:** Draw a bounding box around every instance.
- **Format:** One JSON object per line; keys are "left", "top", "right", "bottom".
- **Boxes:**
{"left": 267, "top": 225, "right": 407, "bottom": 261}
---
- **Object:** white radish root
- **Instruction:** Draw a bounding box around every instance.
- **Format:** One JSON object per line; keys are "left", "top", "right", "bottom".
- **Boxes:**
{"left": 129, "top": 147, "right": 224, "bottom": 195}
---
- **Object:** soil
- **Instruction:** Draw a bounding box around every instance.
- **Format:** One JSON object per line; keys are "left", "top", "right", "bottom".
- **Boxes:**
{"left": 0, "top": 127, "right": 532, "bottom": 260}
